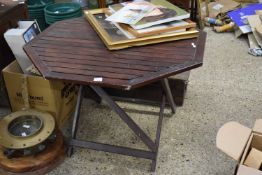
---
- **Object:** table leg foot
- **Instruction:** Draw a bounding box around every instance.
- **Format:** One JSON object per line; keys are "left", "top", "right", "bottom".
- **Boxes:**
{"left": 67, "top": 147, "right": 74, "bottom": 157}
{"left": 150, "top": 95, "right": 166, "bottom": 172}
{"left": 151, "top": 159, "right": 157, "bottom": 172}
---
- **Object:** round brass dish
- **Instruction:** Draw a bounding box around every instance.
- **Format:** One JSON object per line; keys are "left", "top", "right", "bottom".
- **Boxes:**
{"left": 8, "top": 115, "right": 43, "bottom": 138}
{"left": 0, "top": 109, "right": 55, "bottom": 149}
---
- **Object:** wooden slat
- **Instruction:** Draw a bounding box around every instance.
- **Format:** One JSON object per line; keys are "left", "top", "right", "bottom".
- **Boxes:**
{"left": 129, "top": 60, "right": 202, "bottom": 89}
{"left": 33, "top": 46, "right": 192, "bottom": 63}
{"left": 23, "top": 44, "right": 50, "bottom": 77}
{"left": 33, "top": 40, "right": 195, "bottom": 57}
{"left": 45, "top": 31, "right": 98, "bottom": 41}
{"left": 39, "top": 56, "right": 160, "bottom": 72}
{"left": 48, "top": 67, "right": 138, "bottom": 80}
{"left": 44, "top": 61, "right": 149, "bottom": 76}
{"left": 36, "top": 51, "right": 173, "bottom": 68}
{"left": 43, "top": 31, "right": 197, "bottom": 55}
{"left": 128, "top": 34, "right": 207, "bottom": 89}
{"left": 31, "top": 37, "right": 107, "bottom": 51}
{"left": 36, "top": 35, "right": 197, "bottom": 53}
{"left": 46, "top": 72, "right": 131, "bottom": 89}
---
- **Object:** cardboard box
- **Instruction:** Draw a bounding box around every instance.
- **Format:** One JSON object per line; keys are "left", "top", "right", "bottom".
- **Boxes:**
{"left": 247, "top": 15, "right": 262, "bottom": 47}
{"left": 201, "top": 0, "right": 240, "bottom": 18}
{"left": 2, "top": 61, "right": 77, "bottom": 127}
{"left": 256, "top": 10, "right": 262, "bottom": 15}
{"left": 256, "top": 25, "right": 262, "bottom": 38}
{"left": 217, "top": 120, "right": 262, "bottom": 175}
{"left": 4, "top": 21, "right": 40, "bottom": 74}
{"left": 233, "top": 0, "right": 258, "bottom": 2}
{"left": 228, "top": 3, "right": 262, "bottom": 34}
{"left": 244, "top": 148, "right": 262, "bottom": 169}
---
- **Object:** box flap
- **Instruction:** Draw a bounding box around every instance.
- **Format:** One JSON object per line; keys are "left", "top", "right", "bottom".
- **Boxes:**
{"left": 256, "top": 10, "right": 262, "bottom": 15}
{"left": 244, "top": 148, "right": 262, "bottom": 169}
{"left": 253, "top": 119, "right": 262, "bottom": 134}
{"left": 247, "top": 15, "right": 261, "bottom": 29}
{"left": 216, "top": 122, "right": 252, "bottom": 161}
{"left": 247, "top": 15, "right": 262, "bottom": 47}
{"left": 237, "top": 165, "right": 262, "bottom": 175}
{"left": 2, "top": 60, "right": 23, "bottom": 73}
{"left": 256, "top": 25, "right": 262, "bottom": 37}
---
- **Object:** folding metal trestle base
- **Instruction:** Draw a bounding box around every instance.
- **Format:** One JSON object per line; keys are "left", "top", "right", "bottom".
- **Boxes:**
{"left": 68, "top": 78, "right": 176, "bottom": 172}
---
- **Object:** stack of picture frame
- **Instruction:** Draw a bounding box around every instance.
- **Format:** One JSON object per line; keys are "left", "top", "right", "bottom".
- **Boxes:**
{"left": 84, "top": 8, "right": 199, "bottom": 50}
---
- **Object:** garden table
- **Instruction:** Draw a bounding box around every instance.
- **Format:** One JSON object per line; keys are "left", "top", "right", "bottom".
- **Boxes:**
{"left": 24, "top": 17, "right": 206, "bottom": 171}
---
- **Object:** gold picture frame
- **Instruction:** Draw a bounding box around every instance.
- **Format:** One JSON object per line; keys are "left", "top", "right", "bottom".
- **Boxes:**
{"left": 118, "top": 19, "right": 197, "bottom": 38}
{"left": 84, "top": 9, "right": 199, "bottom": 50}
{"left": 103, "top": 9, "right": 197, "bottom": 38}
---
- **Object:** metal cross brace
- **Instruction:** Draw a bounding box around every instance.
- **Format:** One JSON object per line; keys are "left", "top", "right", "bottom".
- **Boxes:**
{"left": 68, "top": 78, "right": 176, "bottom": 171}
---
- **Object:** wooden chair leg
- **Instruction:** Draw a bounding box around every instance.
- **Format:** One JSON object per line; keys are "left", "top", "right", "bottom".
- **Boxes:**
{"left": 97, "top": 0, "right": 106, "bottom": 8}
{"left": 97, "top": 0, "right": 121, "bottom": 8}
{"left": 196, "top": 0, "right": 205, "bottom": 29}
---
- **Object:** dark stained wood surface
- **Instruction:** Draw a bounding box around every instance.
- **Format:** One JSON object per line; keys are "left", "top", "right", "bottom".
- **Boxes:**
{"left": 24, "top": 18, "right": 206, "bottom": 90}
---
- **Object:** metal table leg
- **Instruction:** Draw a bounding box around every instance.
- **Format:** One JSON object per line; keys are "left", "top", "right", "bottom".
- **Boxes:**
{"left": 68, "top": 83, "right": 170, "bottom": 171}
{"left": 151, "top": 94, "right": 165, "bottom": 171}
{"left": 161, "top": 78, "right": 177, "bottom": 114}
{"left": 90, "top": 85, "right": 156, "bottom": 151}
{"left": 68, "top": 85, "right": 83, "bottom": 157}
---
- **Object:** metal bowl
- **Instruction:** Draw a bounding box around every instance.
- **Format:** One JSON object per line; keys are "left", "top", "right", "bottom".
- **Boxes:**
{"left": 8, "top": 115, "right": 43, "bottom": 138}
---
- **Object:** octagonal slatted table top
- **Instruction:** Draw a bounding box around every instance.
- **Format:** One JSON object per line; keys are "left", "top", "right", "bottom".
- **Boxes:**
{"left": 24, "top": 18, "right": 206, "bottom": 90}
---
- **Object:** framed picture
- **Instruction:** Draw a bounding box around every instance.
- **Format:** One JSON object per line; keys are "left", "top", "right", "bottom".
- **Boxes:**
{"left": 118, "top": 19, "right": 196, "bottom": 38}
{"left": 104, "top": 9, "right": 197, "bottom": 38}
{"left": 23, "top": 21, "right": 41, "bottom": 43}
{"left": 84, "top": 9, "right": 199, "bottom": 50}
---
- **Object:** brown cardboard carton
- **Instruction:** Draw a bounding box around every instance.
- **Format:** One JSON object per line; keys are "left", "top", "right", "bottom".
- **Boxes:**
{"left": 2, "top": 61, "right": 77, "bottom": 127}
{"left": 247, "top": 15, "right": 262, "bottom": 47}
{"left": 234, "top": 0, "right": 258, "bottom": 2}
{"left": 201, "top": 0, "right": 240, "bottom": 18}
{"left": 237, "top": 165, "right": 262, "bottom": 175}
{"left": 256, "top": 25, "right": 262, "bottom": 38}
{"left": 217, "top": 120, "right": 262, "bottom": 175}
{"left": 256, "top": 10, "right": 262, "bottom": 15}
{"left": 244, "top": 148, "right": 262, "bottom": 169}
